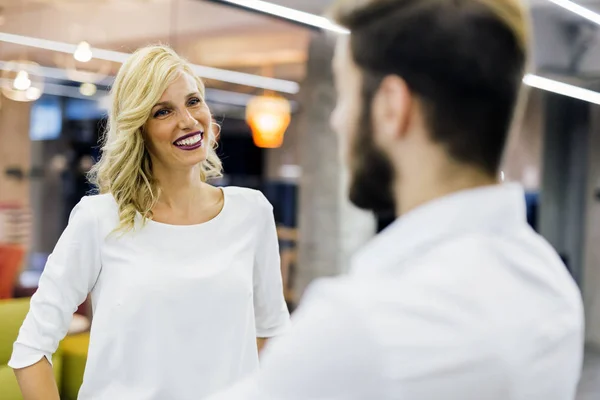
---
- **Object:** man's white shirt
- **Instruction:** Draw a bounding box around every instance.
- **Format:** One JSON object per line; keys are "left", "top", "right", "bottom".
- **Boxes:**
{"left": 208, "top": 184, "right": 584, "bottom": 400}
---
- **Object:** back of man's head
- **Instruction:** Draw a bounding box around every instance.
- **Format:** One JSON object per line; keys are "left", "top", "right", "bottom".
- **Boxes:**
{"left": 331, "top": 0, "right": 528, "bottom": 176}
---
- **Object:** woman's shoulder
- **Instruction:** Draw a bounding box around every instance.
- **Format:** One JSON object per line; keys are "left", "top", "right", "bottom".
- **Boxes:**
{"left": 76, "top": 193, "right": 119, "bottom": 220}
{"left": 80, "top": 192, "right": 117, "bottom": 208}
{"left": 222, "top": 186, "right": 272, "bottom": 210}
{"left": 63, "top": 194, "right": 119, "bottom": 240}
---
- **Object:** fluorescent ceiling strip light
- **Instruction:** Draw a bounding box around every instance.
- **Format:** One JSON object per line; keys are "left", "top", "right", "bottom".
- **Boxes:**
{"left": 0, "top": 60, "right": 287, "bottom": 107}
{"left": 3, "top": 57, "right": 600, "bottom": 107}
{"left": 0, "top": 32, "right": 300, "bottom": 94}
{"left": 0, "top": 78, "right": 107, "bottom": 100}
{"left": 0, "top": 60, "right": 113, "bottom": 85}
{"left": 189, "top": 64, "right": 298, "bottom": 93}
{"left": 1, "top": 32, "right": 599, "bottom": 105}
{"left": 213, "top": 0, "right": 349, "bottom": 34}
{"left": 523, "top": 73, "right": 600, "bottom": 105}
{"left": 546, "top": 0, "right": 600, "bottom": 25}
{"left": 43, "top": 82, "right": 108, "bottom": 100}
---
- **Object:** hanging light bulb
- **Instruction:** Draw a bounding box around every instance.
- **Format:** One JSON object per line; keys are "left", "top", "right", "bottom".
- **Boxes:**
{"left": 79, "top": 82, "right": 97, "bottom": 96}
{"left": 74, "top": 41, "right": 93, "bottom": 63}
{"left": 13, "top": 70, "right": 31, "bottom": 91}
{"left": 246, "top": 95, "right": 291, "bottom": 148}
{"left": 1, "top": 61, "right": 44, "bottom": 102}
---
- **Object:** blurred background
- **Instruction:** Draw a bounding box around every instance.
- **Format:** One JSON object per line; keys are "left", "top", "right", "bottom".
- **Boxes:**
{"left": 1, "top": 0, "right": 600, "bottom": 398}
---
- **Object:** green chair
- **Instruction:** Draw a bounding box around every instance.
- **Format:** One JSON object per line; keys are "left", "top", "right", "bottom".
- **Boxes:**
{"left": 59, "top": 333, "right": 90, "bottom": 400}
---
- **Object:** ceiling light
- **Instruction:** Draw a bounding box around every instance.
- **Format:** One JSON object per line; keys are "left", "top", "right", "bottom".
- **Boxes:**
{"left": 43, "top": 81, "right": 107, "bottom": 100}
{"left": 74, "top": 41, "right": 93, "bottom": 63}
{"left": 79, "top": 82, "right": 97, "bottom": 96}
{"left": 0, "top": 61, "right": 295, "bottom": 109}
{"left": 546, "top": 0, "right": 600, "bottom": 26}
{"left": 13, "top": 70, "right": 31, "bottom": 91}
{"left": 246, "top": 95, "right": 291, "bottom": 148}
{"left": 0, "top": 61, "right": 113, "bottom": 86}
{"left": 523, "top": 73, "right": 600, "bottom": 104}
{"left": 0, "top": 31, "right": 300, "bottom": 94}
{"left": 1, "top": 61, "right": 45, "bottom": 102}
{"left": 211, "top": 0, "right": 349, "bottom": 34}
{"left": 25, "top": 86, "right": 42, "bottom": 101}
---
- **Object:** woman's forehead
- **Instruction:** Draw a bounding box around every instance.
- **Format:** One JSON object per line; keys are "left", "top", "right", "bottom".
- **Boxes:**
{"left": 159, "top": 72, "right": 199, "bottom": 101}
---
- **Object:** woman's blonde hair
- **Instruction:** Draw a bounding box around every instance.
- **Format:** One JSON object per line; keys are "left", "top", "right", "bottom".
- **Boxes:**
{"left": 88, "top": 45, "right": 223, "bottom": 232}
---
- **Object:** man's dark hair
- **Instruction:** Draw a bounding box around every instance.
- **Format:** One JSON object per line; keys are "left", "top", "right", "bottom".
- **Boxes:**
{"left": 331, "top": 0, "right": 528, "bottom": 175}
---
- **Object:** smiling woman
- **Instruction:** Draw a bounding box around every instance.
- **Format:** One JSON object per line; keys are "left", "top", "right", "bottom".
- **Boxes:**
{"left": 90, "top": 46, "right": 223, "bottom": 231}
{"left": 9, "top": 45, "right": 291, "bottom": 400}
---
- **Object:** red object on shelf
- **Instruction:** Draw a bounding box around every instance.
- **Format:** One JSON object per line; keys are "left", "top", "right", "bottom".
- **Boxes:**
{"left": 0, "top": 244, "right": 25, "bottom": 299}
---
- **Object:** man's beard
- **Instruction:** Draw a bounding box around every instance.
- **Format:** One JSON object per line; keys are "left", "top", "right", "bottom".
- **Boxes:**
{"left": 347, "top": 105, "right": 396, "bottom": 215}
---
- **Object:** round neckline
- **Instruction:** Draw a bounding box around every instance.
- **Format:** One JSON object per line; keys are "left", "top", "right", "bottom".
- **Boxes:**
{"left": 143, "top": 186, "right": 228, "bottom": 229}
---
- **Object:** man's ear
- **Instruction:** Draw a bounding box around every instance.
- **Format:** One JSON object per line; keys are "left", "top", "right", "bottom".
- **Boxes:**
{"left": 371, "top": 75, "right": 412, "bottom": 143}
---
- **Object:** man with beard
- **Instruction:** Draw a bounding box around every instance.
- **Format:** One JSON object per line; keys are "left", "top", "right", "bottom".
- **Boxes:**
{"left": 207, "top": 0, "right": 584, "bottom": 399}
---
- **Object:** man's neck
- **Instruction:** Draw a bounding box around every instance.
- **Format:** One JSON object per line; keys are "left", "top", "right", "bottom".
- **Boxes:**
{"left": 395, "top": 165, "right": 498, "bottom": 217}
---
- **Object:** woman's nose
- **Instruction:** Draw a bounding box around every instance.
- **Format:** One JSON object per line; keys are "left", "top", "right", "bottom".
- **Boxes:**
{"left": 178, "top": 109, "right": 198, "bottom": 130}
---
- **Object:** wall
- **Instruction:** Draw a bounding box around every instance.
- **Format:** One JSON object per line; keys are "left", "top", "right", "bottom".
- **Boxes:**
{"left": 583, "top": 104, "right": 600, "bottom": 348}
{"left": 538, "top": 93, "right": 590, "bottom": 284}
{"left": 0, "top": 99, "right": 31, "bottom": 206}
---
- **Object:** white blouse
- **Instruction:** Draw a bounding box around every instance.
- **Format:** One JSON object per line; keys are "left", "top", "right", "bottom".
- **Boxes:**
{"left": 10, "top": 186, "right": 291, "bottom": 399}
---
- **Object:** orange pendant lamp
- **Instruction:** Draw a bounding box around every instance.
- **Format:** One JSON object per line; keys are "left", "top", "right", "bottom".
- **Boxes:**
{"left": 246, "top": 94, "right": 291, "bottom": 148}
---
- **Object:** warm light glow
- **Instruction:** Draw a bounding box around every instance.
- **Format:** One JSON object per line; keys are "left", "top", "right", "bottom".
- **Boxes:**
{"left": 246, "top": 95, "right": 291, "bottom": 148}
{"left": 79, "top": 82, "right": 97, "bottom": 96}
{"left": 13, "top": 70, "right": 31, "bottom": 91}
{"left": 74, "top": 41, "right": 93, "bottom": 63}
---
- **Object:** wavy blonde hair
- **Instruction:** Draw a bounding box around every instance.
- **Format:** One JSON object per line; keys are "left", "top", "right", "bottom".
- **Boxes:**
{"left": 88, "top": 45, "right": 223, "bottom": 232}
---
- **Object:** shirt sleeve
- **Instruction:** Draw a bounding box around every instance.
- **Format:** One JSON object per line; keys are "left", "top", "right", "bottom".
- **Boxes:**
{"left": 253, "top": 193, "right": 291, "bottom": 338}
{"left": 9, "top": 196, "right": 102, "bottom": 369}
{"left": 205, "top": 278, "right": 383, "bottom": 400}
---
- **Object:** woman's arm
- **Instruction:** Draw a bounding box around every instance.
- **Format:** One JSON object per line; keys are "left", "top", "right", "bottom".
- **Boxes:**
{"left": 10, "top": 197, "right": 102, "bottom": 399}
{"left": 14, "top": 358, "right": 60, "bottom": 400}
{"left": 252, "top": 193, "right": 291, "bottom": 340}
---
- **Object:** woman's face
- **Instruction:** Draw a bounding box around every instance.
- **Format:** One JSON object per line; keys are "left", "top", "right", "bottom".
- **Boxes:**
{"left": 143, "top": 72, "right": 211, "bottom": 171}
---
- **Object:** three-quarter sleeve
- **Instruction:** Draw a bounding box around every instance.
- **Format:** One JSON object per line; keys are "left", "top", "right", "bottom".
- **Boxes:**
{"left": 253, "top": 194, "right": 291, "bottom": 338}
{"left": 9, "top": 196, "right": 102, "bottom": 369}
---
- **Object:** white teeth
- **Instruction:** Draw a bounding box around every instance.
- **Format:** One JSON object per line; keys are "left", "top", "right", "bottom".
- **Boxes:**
{"left": 175, "top": 133, "right": 202, "bottom": 147}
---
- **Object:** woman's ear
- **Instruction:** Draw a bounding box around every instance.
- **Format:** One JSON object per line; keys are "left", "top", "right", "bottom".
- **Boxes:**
{"left": 211, "top": 119, "right": 221, "bottom": 143}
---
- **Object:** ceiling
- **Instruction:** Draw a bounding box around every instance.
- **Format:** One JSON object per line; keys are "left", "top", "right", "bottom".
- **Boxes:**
{"left": 1, "top": 0, "right": 600, "bottom": 94}
{"left": 0, "top": 0, "right": 336, "bottom": 93}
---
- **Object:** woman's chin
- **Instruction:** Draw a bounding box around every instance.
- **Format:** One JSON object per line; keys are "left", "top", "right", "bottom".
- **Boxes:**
{"left": 175, "top": 148, "right": 208, "bottom": 166}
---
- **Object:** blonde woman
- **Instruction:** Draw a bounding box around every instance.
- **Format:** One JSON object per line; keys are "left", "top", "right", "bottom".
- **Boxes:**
{"left": 10, "top": 45, "right": 290, "bottom": 399}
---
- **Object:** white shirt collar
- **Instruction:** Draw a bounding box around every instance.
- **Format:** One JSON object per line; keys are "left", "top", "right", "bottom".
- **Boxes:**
{"left": 351, "top": 183, "right": 527, "bottom": 275}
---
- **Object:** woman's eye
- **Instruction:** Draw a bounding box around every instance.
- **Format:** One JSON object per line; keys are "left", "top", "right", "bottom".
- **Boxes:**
{"left": 188, "top": 97, "right": 202, "bottom": 107}
{"left": 153, "top": 109, "right": 170, "bottom": 118}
